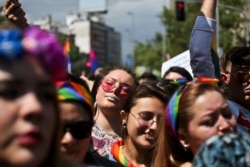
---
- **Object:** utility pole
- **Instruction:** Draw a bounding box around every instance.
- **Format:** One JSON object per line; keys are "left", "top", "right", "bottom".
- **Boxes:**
{"left": 127, "top": 12, "right": 135, "bottom": 68}
{"left": 216, "top": 0, "right": 220, "bottom": 51}
{"left": 162, "top": 0, "right": 166, "bottom": 62}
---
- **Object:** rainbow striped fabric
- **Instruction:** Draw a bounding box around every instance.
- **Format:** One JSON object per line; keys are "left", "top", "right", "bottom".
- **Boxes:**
{"left": 111, "top": 140, "right": 136, "bottom": 167}
{"left": 56, "top": 81, "right": 93, "bottom": 112}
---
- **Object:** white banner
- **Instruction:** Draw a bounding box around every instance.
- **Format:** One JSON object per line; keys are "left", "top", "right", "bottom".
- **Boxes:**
{"left": 161, "top": 50, "right": 193, "bottom": 77}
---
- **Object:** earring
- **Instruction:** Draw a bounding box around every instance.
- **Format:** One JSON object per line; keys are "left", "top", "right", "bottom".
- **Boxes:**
{"left": 123, "top": 123, "right": 127, "bottom": 129}
{"left": 218, "top": 126, "right": 224, "bottom": 131}
{"left": 183, "top": 143, "right": 190, "bottom": 151}
{"left": 94, "top": 101, "right": 97, "bottom": 109}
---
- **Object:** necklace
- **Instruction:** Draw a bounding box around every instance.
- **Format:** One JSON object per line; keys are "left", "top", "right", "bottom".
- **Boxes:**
{"left": 111, "top": 140, "right": 136, "bottom": 167}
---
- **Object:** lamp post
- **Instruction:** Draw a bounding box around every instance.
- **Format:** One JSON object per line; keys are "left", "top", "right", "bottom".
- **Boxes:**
{"left": 127, "top": 11, "right": 135, "bottom": 68}
{"left": 162, "top": 0, "right": 166, "bottom": 62}
{"left": 127, "top": 12, "right": 135, "bottom": 42}
{"left": 216, "top": 1, "right": 220, "bottom": 51}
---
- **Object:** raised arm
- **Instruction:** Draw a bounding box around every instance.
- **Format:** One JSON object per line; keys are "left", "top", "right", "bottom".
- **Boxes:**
{"left": 3, "top": 0, "right": 29, "bottom": 29}
{"left": 200, "top": 0, "right": 217, "bottom": 18}
{"left": 189, "top": 0, "right": 218, "bottom": 78}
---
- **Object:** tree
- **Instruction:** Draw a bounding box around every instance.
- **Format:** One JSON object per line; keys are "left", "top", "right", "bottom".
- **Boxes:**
{"left": 134, "top": 3, "right": 200, "bottom": 72}
{"left": 134, "top": 0, "right": 246, "bottom": 71}
{"left": 218, "top": 0, "right": 246, "bottom": 51}
{"left": 134, "top": 32, "right": 163, "bottom": 71}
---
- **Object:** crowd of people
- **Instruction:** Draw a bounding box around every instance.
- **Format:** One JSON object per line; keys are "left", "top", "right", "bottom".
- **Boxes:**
{"left": 0, "top": 0, "right": 250, "bottom": 167}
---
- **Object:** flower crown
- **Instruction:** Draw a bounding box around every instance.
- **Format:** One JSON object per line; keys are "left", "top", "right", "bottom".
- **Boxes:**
{"left": 165, "top": 77, "right": 219, "bottom": 138}
{"left": 0, "top": 27, "right": 67, "bottom": 81}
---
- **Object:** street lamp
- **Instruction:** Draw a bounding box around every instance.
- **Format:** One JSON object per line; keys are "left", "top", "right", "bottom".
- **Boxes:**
{"left": 162, "top": 0, "right": 166, "bottom": 62}
{"left": 127, "top": 12, "right": 135, "bottom": 43}
{"left": 127, "top": 11, "right": 135, "bottom": 68}
{"left": 124, "top": 28, "right": 131, "bottom": 57}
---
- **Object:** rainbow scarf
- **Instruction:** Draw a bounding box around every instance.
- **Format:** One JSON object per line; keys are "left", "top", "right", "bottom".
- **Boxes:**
{"left": 56, "top": 81, "right": 93, "bottom": 112}
{"left": 165, "top": 77, "right": 219, "bottom": 138}
{"left": 111, "top": 140, "right": 136, "bottom": 167}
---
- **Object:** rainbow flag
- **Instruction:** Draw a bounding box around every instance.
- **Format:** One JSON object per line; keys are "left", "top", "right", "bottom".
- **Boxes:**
{"left": 63, "top": 38, "right": 72, "bottom": 73}
{"left": 86, "top": 48, "right": 99, "bottom": 72}
{"left": 63, "top": 37, "right": 70, "bottom": 56}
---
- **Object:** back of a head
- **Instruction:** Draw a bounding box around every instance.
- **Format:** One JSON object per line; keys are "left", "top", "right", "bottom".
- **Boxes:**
{"left": 193, "top": 133, "right": 250, "bottom": 167}
{"left": 138, "top": 71, "right": 158, "bottom": 84}
{"left": 163, "top": 66, "right": 193, "bottom": 81}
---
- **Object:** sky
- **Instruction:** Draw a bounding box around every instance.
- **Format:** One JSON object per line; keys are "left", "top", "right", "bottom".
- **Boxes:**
{"left": 0, "top": 0, "right": 170, "bottom": 59}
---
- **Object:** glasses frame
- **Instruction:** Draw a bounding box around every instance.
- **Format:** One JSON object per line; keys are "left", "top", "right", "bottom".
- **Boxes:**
{"left": 101, "top": 77, "right": 131, "bottom": 97}
{"left": 129, "top": 112, "right": 158, "bottom": 127}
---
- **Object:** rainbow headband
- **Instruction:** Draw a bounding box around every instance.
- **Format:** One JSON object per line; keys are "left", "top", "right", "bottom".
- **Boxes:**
{"left": 165, "top": 77, "right": 219, "bottom": 138}
{"left": 56, "top": 81, "right": 94, "bottom": 112}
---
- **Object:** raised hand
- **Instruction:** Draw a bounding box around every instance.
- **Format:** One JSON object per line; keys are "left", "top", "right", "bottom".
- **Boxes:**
{"left": 3, "top": 0, "right": 29, "bottom": 29}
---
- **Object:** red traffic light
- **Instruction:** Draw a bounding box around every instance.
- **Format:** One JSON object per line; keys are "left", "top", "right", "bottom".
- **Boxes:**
{"left": 177, "top": 2, "right": 184, "bottom": 9}
{"left": 175, "top": 1, "right": 186, "bottom": 21}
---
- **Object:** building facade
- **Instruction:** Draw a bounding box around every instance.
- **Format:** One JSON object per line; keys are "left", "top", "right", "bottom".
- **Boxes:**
{"left": 33, "top": 13, "right": 122, "bottom": 67}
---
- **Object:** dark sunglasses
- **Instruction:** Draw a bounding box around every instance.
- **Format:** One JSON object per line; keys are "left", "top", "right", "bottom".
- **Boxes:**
{"left": 62, "top": 121, "right": 93, "bottom": 140}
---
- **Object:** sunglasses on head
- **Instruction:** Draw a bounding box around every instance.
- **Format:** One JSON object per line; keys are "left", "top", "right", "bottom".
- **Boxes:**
{"left": 101, "top": 77, "right": 131, "bottom": 97}
{"left": 62, "top": 121, "right": 93, "bottom": 140}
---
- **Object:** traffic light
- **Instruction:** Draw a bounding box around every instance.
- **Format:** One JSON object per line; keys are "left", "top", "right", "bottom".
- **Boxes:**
{"left": 175, "top": 1, "right": 186, "bottom": 22}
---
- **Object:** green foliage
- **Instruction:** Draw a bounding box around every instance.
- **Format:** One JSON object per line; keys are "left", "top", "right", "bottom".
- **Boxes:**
{"left": 0, "top": 6, "right": 10, "bottom": 24}
{"left": 134, "top": 32, "right": 163, "bottom": 70}
{"left": 134, "top": 1, "right": 247, "bottom": 71}
{"left": 0, "top": 6, "right": 5, "bottom": 23}
{"left": 219, "top": 0, "right": 246, "bottom": 51}
{"left": 134, "top": 3, "right": 200, "bottom": 71}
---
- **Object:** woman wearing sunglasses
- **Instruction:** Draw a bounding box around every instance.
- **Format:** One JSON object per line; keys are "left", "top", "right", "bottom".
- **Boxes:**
{"left": 56, "top": 74, "right": 98, "bottom": 165}
{"left": 111, "top": 83, "right": 168, "bottom": 167}
{"left": 153, "top": 78, "right": 237, "bottom": 167}
{"left": 90, "top": 67, "right": 138, "bottom": 165}
{"left": 0, "top": 25, "right": 70, "bottom": 166}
